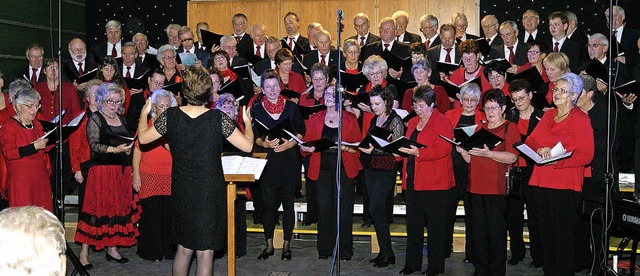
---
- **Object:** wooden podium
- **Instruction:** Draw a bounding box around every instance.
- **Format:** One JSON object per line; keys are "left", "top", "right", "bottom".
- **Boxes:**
{"left": 224, "top": 152, "right": 266, "bottom": 276}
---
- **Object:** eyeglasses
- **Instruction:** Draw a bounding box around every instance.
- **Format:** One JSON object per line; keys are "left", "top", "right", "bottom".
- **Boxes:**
{"left": 488, "top": 74, "right": 504, "bottom": 81}
{"left": 70, "top": 48, "right": 86, "bottom": 54}
{"left": 484, "top": 105, "right": 502, "bottom": 112}
{"left": 482, "top": 23, "right": 497, "bottom": 29}
{"left": 105, "top": 99, "right": 123, "bottom": 105}
{"left": 587, "top": 43, "right": 605, "bottom": 48}
{"left": 368, "top": 71, "right": 384, "bottom": 77}
{"left": 345, "top": 50, "right": 360, "bottom": 55}
{"left": 46, "top": 66, "right": 59, "bottom": 70}
{"left": 527, "top": 50, "right": 541, "bottom": 55}
{"left": 163, "top": 55, "right": 176, "bottom": 60}
{"left": 461, "top": 97, "right": 478, "bottom": 104}
{"left": 512, "top": 95, "right": 529, "bottom": 103}
{"left": 500, "top": 32, "right": 515, "bottom": 38}
{"left": 181, "top": 38, "right": 194, "bottom": 43}
{"left": 213, "top": 56, "right": 227, "bottom": 61}
{"left": 462, "top": 57, "right": 477, "bottom": 62}
{"left": 149, "top": 80, "right": 164, "bottom": 86}
{"left": 552, "top": 87, "right": 571, "bottom": 94}
{"left": 154, "top": 104, "right": 171, "bottom": 110}
{"left": 21, "top": 103, "right": 41, "bottom": 110}
{"left": 411, "top": 104, "right": 429, "bottom": 110}
{"left": 312, "top": 77, "right": 327, "bottom": 82}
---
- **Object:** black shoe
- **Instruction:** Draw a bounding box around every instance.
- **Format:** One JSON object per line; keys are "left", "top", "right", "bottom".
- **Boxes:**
{"left": 83, "top": 263, "right": 94, "bottom": 270}
{"left": 399, "top": 267, "right": 416, "bottom": 274}
{"left": 253, "top": 218, "right": 263, "bottom": 224}
{"left": 361, "top": 220, "right": 372, "bottom": 228}
{"left": 373, "top": 256, "right": 395, "bottom": 267}
{"left": 319, "top": 255, "right": 329, "bottom": 259}
{"left": 281, "top": 249, "right": 292, "bottom": 260}
{"left": 257, "top": 249, "right": 274, "bottom": 260}
{"left": 105, "top": 252, "right": 129, "bottom": 263}
{"left": 302, "top": 219, "right": 317, "bottom": 226}
{"left": 370, "top": 256, "right": 383, "bottom": 263}
{"left": 340, "top": 255, "right": 352, "bottom": 261}
{"left": 507, "top": 258, "right": 523, "bottom": 265}
{"left": 463, "top": 258, "right": 474, "bottom": 264}
{"left": 421, "top": 269, "right": 442, "bottom": 276}
{"left": 529, "top": 260, "right": 543, "bottom": 268}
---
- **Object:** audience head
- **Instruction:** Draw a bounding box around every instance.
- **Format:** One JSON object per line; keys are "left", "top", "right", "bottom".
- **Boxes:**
{"left": 178, "top": 26, "right": 196, "bottom": 51}
{"left": 412, "top": 85, "right": 436, "bottom": 108}
{"left": 554, "top": 72, "right": 583, "bottom": 105}
{"left": 68, "top": 38, "right": 87, "bottom": 63}
{"left": 412, "top": 58, "right": 432, "bottom": 85}
{"left": 410, "top": 42, "right": 428, "bottom": 63}
{"left": 84, "top": 79, "right": 103, "bottom": 106}
{"left": 315, "top": 30, "right": 332, "bottom": 55}
{"left": 96, "top": 56, "right": 122, "bottom": 83}
{"left": 481, "top": 15, "right": 499, "bottom": 38}
{"left": 499, "top": 21, "right": 519, "bottom": 47}
{"left": 392, "top": 10, "right": 410, "bottom": 35}
{"left": 420, "top": 15, "right": 439, "bottom": 40}
{"left": 353, "top": 13, "right": 371, "bottom": 37}
{"left": 211, "top": 50, "right": 231, "bottom": 71}
{"left": 459, "top": 40, "right": 480, "bottom": 70}
{"left": 459, "top": 83, "right": 482, "bottom": 113}
{"left": 232, "top": 13, "right": 248, "bottom": 36}
{"left": 343, "top": 39, "right": 360, "bottom": 62}
{"left": 482, "top": 89, "right": 507, "bottom": 117}
{"left": 310, "top": 63, "right": 330, "bottom": 93}
{"left": 565, "top": 11, "right": 578, "bottom": 33}
{"left": 577, "top": 74, "right": 597, "bottom": 109}
{"left": 149, "top": 89, "right": 177, "bottom": 118}
{"left": 0, "top": 206, "right": 66, "bottom": 276}
{"left": 362, "top": 55, "right": 388, "bottom": 85}
{"left": 43, "top": 58, "right": 60, "bottom": 81}
{"left": 527, "top": 41, "right": 548, "bottom": 64}
{"left": 484, "top": 61, "right": 508, "bottom": 89}
{"left": 220, "top": 35, "right": 238, "bottom": 58}
{"left": 369, "top": 85, "right": 394, "bottom": 115}
{"left": 284, "top": 12, "right": 301, "bottom": 36}
{"left": 274, "top": 48, "right": 295, "bottom": 74}
{"left": 8, "top": 79, "right": 32, "bottom": 103}
{"left": 307, "top": 22, "right": 323, "bottom": 47}
{"left": 182, "top": 66, "right": 212, "bottom": 106}
{"left": 26, "top": 44, "right": 44, "bottom": 69}
{"left": 166, "top": 24, "right": 182, "bottom": 48}
{"left": 105, "top": 20, "right": 122, "bottom": 44}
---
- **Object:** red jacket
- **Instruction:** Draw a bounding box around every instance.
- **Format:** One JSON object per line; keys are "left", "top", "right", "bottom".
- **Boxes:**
{"left": 444, "top": 107, "right": 486, "bottom": 127}
{"left": 526, "top": 107, "right": 594, "bottom": 192}
{"left": 69, "top": 110, "right": 92, "bottom": 173}
{"left": 302, "top": 110, "right": 363, "bottom": 180}
{"left": 449, "top": 66, "right": 492, "bottom": 92}
{"left": 401, "top": 85, "right": 451, "bottom": 115}
{"left": 401, "top": 111, "right": 455, "bottom": 191}
{"left": 34, "top": 82, "right": 81, "bottom": 124}
{"left": 280, "top": 71, "right": 307, "bottom": 94}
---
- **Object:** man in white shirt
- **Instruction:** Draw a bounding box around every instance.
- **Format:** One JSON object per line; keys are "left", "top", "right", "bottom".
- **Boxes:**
{"left": 90, "top": 20, "right": 122, "bottom": 62}
{"left": 520, "top": 10, "right": 549, "bottom": 44}
{"left": 420, "top": 15, "right": 440, "bottom": 49}
{"left": 347, "top": 13, "right": 381, "bottom": 47}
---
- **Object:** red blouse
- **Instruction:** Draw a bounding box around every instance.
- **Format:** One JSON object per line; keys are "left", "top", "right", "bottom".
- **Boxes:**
{"left": 449, "top": 66, "right": 492, "bottom": 92}
{"left": 69, "top": 110, "right": 91, "bottom": 173}
{"left": 33, "top": 82, "right": 81, "bottom": 124}
{"left": 280, "top": 71, "right": 307, "bottom": 94}
{"left": 134, "top": 121, "right": 172, "bottom": 199}
{"left": 468, "top": 121, "right": 520, "bottom": 195}
{"left": 401, "top": 111, "right": 455, "bottom": 191}
{"left": 401, "top": 85, "right": 451, "bottom": 115}
{"left": 526, "top": 108, "right": 594, "bottom": 192}
{"left": 302, "top": 110, "right": 363, "bottom": 180}
{"left": 444, "top": 107, "right": 486, "bottom": 127}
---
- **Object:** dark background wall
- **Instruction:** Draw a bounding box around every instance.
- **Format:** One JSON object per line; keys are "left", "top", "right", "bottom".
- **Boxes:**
{"left": 0, "top": 0, "right": 85, "bottom": 83}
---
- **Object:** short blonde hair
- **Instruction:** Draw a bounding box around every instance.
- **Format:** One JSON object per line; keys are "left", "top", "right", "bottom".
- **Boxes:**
{"left": 0, "top": 206, "right": 66, "bottom": 276}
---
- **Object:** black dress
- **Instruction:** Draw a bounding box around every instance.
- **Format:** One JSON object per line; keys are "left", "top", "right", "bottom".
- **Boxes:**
{"left": 154, "top": 107, "right": 236, "bottom": 251}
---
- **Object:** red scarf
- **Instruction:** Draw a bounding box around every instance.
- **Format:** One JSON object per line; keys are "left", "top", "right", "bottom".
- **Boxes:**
{"left": 262, "top": 95, "right": 286, "bottom": 114}
{"left": 365, "top": 79, "right": 388, "bottom": 92}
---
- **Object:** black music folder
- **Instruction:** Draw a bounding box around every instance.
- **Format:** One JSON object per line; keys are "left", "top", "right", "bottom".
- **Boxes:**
{"left": 75, "top": 68, "right": 98, "bottom": 84}
{"left": 439, "top": 127, "right": 504, "bottom": 151}
{"left": 200, "top": 29, "right": 224, "bottom": 50}
{"left": 254, "top": 116, "right": 294, "bottom": 140}
{"left": 280, "top": 89, "right": 301, "bottom": 100}
{"left": 585, "top": 58, "right": 608, "bottom": 84}
{"left": 372, "top": 135, "right": 427, "bottom": 157}
{"left": 298, "top": 104, "right": 327, "bottom": 120}
{"left": 340, "top": 70, "right": 368, "bottom": 93}
{"left": 381, "top": 50, "right": 412, "bottom": 72}
{"left": 344, "top": 91, "right": 371, "bottom": 107}
{"left": 614, "top": 80, "right": 640, "bottom": 96}
{"left": 483, "top": 58, "right": 512, "bottom": 73}
{"left": 440, "top": 77, "right": 482, "bottom": 98}
{"left": 100, "top": 132, "right": 136, "bottom": 146}
{"left": 162, "top": 82, "right": 181, "bottom": 95}
{"left": 219, "top": 79, "right": 244, "bottom": 100}
{"left": 357, "top": 126, "right": 392, "bottom": 148}
{"left": 507, "top": 66, "right": 544, "bottom": 90}
{"left": 40, "top": 111, "right": 86, "bottom": 144}
{"left": 453, "top": 125, "right": 477, "bottom": 142}
{"left": 436, "top": 61, "right": 461, "bottom": 75}
{"left": 475, "top": 37, "right": 492, "bottom": 57}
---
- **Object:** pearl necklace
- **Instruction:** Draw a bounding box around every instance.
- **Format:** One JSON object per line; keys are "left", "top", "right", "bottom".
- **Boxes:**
{"left": 14, "top": 116, "right": 33, "bottom": 129}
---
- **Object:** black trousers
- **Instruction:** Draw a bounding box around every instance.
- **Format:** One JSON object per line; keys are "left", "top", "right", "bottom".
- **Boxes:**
{"left": 534, "top": 187, "right": 580, "bottom": 276}
{"left": 262, "top": 182, "right": 295, "bottom": 242}
{"left": 523, "top": 185, "right": 543, "bottom": 262}
{"left": 355, "top": 170, "right": 371, "bottom": 222}
{"left": 234, "top": 195, "right": 247, "bottom": 257}
{"left": 365, "top": 168, "right": 396, "bottom": 258}
{"left": 404, "top": 187, "right": 450, "bottom": 273}
{"left": 576, "top": 177, "right": 606, "bottom": 273}
{"left": 250, "top": 180, "right": 264, "bottom": 222}
{"left": 468, "top": 193, "right": 507, "bottom": 276}
{"left": 137, "top": 195, "right": 176, "bottom": 260}
{"left": 315, "top": 169, "right": 355, "bottom": 257}
{"left": 506, "top": 166, "right": 531, "bottom": 261}
{"left": 447, "top": 155, "right": 473, "bottom": 259}
{"left": 303, "top": 157, "right": 317, "bottom": 221}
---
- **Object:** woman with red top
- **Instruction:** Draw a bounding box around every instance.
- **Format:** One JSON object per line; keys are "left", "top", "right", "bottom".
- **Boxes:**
{"left": 444, "top": 40, "right": 491, "bottom": 93}
{"left": 158, "top": 45, "right": 183, "bottom": 86}
{"left": 504, "top": 79, "right": 545, "bottom": 267}
{"left": 275, "top": 48, "right": 306, "bottom": 98}
{"left": 401, "top": 58, "right": 451, "bottom": 114}
{"left": 358, "top": 85, "right": 405, "bottom": 268}
{"left": 535, "top": 52, "right": 570, "bottom": 109}
{"left": 75, "top": 83, "right": 138, "bottom": 269}
{"left": 525, "top": 72, "right": 594, "bottom": 275}
{"left": 484, "top": 61, "right": 513, "bottom": 111}
{"left": 456, "top": 89, "right": 519, "bottom": 276}
{"left": 341, "top": 39, "right": 362, "bottom": 77}
{"left": 0, "top": 79, "right": 27, "bottom": 208}
{"left": 299, "top": 85, "right": 362, "bottom": 260}
{"left": 513, "top": 41, "right": 549, "bottom": 83}
{"left": 0, "top": 89, "right": 53, "bottom": 212}
{"left": 211, "top": 50, "right": 237, "bottom": 83}
{"left": 299, "top": 63, "right": 328, "bottom": 108}
{"left": 69, "top": 80, "right": 102, "bottom": 214}
{"left": 34, "top": 59, "right": 81, "bottom": 124}
{"left": 398, "top": 85, "right": 454, "bottom": 276}
{"left": 132, "top": 89, "right": 177, "bottom": 261}
{"left": 443, "top": 83, "right": 486, "bottom": 262}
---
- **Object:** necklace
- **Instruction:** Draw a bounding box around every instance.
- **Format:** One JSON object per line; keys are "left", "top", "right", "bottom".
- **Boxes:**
{"left": 554, "top": 109, "right": 570, "bottom": 121}
{"left": 14, "top": 116, "right": 33, "bottom": 129}
{"left": 101, "top": 111, "right": 117, "bottom": 120}
{"left": 327, "top": 112, "right": 339, "bottom": 124}
{"left": 465, "top": 65, "right": 480, "bottom": 75}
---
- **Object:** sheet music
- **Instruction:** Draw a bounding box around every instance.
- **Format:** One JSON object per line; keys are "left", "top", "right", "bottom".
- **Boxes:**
{"left": 458, "top": 125, "right": 477, "bottom": 137}
{"left": 249, "top": 67, "right": 261, "bottom": 87}
{"left": 51, "top": 109, "right": 67, "bottom": 124}
{"left": 66, "top": 111, "right": 86, "bottom": 127}
{"left": 371, "top": 135, "right": 390, "bottom": 147}
{"left": 39, "top": 127, "right": 57, "bottom": 140}
{"left": 392, "top": 108, "right": 410, "bottom": 119}
{"left": 515, "top": 142, "right": 572, "bottom": 164}
{"left": 438, "top": 134, "right": 461, "bottom": 145}
{"left": 221, "top": 155, "right": 268, "bottom": 180}
{"left": 283, "top": 129, "right": 303, "bottom": 143}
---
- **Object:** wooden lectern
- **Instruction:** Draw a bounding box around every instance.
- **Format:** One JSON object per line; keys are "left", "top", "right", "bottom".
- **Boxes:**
{"left": 224, "top": 152, "right": 266, "bottom": 276}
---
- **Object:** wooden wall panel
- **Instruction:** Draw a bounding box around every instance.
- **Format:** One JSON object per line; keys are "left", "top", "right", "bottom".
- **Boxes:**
{"left": 188, "top": 0, "right": 479, "bottom": 44}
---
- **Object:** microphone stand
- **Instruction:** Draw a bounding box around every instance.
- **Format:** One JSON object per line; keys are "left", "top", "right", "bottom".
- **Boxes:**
{"left": 330, "top": 9, "right": 344, "bottom": 276}
{"left": 602, "top": 1, "right": 614, "bottom": 274}
{"left": 55, "top": 1, "right": 88, "bottom": 275}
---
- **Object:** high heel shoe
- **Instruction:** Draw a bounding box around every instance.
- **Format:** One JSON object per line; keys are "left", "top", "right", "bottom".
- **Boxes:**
{"left": 281, "top": 249, "right": 292, "bottom": 260}
{"left": 257, "top": 249, "right": 274, "bottom": 260}
{"left": 373, "top": 256, "right": 395, "bottom": 267}
{"left": 105, "top": 252, "right": 129, "bottom": 263}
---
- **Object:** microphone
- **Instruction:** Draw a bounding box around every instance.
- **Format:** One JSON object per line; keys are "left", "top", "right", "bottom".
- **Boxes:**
{"left": 337, "top": 10, "right": 344, "bottom": 20}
